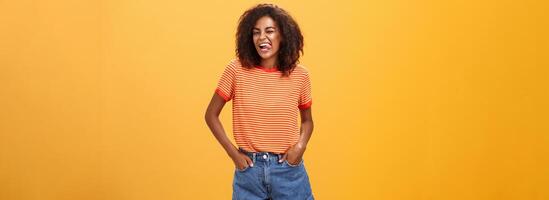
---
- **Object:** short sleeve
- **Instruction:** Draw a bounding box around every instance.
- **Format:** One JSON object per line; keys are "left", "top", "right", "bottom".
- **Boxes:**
{"left": 215, "top": 60, "right": 237, "bottom": 101}
{"left": 298, "top": 70, "right": 312, "bottom": 110}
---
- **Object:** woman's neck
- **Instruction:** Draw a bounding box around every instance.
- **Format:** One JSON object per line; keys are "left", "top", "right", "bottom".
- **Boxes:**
{"left": 260, "top": 57, "right": 278, "bottom": 69}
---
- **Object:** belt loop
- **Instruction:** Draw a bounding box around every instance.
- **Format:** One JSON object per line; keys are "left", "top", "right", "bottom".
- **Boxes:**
{"left": 252, "top": 153, "right": 256, "bottom": 163}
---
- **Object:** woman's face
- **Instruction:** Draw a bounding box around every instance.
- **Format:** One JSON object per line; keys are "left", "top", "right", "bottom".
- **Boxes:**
{"left": 253, "top": 16, "right": 281, "bottom": 62}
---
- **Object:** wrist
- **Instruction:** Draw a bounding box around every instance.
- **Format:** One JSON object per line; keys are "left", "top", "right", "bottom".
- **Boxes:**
{"left": 295, "top": 142, "right": 307, "bottom": 150}
{"left": 226, "top": 146, "right": 241, "bottom": 158}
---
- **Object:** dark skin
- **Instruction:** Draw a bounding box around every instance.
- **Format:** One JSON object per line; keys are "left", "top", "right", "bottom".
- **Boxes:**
{"left": 204, "top": 93, "right": 314, "bottom": 171}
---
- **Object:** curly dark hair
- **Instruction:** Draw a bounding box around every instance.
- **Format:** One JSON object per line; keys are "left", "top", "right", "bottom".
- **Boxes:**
{"left": 236, "top": 4, "right": 304, "bottom": 76}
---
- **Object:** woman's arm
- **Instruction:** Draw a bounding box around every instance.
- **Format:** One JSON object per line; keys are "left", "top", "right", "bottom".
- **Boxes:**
{"left": 297, "top": 107, "right": 314, "bottom": 149}
{"left": 204, "top": 93, "right": 253, "bottom": 169}
{"left": 279, "top": 107, "right": 314, "bottom": 164}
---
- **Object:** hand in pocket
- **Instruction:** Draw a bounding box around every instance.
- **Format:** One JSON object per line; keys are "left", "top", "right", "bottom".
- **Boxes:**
{"left": 279, "top": 144, "right": 305, "bottom": 165}
{"left": 232, "top": 151, "right": 253, "bottom": 171}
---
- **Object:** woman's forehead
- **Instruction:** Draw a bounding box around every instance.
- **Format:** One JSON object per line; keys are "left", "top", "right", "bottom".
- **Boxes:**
{"left": 254, "top": 16, "right": 278, "bottom": 29}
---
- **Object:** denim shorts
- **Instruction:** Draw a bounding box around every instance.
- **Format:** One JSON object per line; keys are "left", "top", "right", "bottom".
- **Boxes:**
{"left": 233, "top": 148, "right": 314, "bottom": 200}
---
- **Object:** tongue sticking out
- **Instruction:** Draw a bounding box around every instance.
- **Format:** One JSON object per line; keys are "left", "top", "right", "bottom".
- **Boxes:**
{"left": 259, "top": 43, "right": 271, "bottom": 50}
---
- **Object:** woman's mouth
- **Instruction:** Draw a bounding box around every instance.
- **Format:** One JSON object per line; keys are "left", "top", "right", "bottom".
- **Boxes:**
{"left": 258, "top": 43, "right": 272, "bottom": 52}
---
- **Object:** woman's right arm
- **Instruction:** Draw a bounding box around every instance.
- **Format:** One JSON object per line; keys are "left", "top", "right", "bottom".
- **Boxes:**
{"left": 204, "top": 93, "right": 253, "bottom": 169}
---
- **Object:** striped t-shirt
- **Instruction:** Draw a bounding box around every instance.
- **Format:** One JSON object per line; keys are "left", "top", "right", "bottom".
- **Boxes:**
{"left": 215, "top": 58, "right": 312, "bottom": 154}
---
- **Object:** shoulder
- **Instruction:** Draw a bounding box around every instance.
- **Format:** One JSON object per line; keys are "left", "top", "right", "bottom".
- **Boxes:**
{"left": 227, "top": 58, "right": 242, "bottom": 70}
{"left": 292, "top": 64, "right": 311, "bottom": 77}
{"left": 222, "top": 58, "right": 244, "bottom": 75}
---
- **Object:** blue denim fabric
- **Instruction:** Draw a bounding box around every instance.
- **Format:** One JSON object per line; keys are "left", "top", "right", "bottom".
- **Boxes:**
{"left": 232, "top": 148, "right": 314, "bottom": 200}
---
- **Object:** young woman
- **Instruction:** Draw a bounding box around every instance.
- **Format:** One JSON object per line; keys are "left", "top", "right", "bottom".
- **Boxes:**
{"left": 205, "top": 4, "right": 314, "bottom": 200}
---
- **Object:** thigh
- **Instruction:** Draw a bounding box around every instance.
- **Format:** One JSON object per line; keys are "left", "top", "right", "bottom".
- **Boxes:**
{"left": 269, "top": 160, "right": 314, "bottom": 200}
{"left": 233, "top": 165, "right": 269, "bottom": 200}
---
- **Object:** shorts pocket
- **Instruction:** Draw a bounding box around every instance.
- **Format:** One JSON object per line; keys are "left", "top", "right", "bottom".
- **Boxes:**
{"left": 284, "top": 159, "right": 304, "bottom": 168}
{"left": 235, "top": 165, "right": 250, "bottom": 172}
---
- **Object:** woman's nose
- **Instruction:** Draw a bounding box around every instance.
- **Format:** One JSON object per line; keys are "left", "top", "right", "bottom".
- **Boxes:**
{"left": 259, "top": 32, "right": 267, "bottom": 39}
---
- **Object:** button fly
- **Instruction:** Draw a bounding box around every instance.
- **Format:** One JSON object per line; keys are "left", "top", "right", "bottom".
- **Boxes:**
{"left": 263, "top": 155, "right": 268, "bottom": 159}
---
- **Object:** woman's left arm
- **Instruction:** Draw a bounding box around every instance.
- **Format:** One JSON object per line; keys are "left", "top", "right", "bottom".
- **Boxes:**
{"left": 297, "top": 107, "right": 314, "bottom": 150}
{"left": 279, "top": 107, "right": 314, "bottom": 164}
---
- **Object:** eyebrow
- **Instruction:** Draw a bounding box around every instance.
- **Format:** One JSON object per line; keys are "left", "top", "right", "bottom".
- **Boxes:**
{"left": 253, "top": 26, "right": 277, "bottom": 30}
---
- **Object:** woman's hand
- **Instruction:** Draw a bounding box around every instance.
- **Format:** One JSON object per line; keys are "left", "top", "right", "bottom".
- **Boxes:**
{"left": 231, "top": 151, "right": 254, "bottom": 170}
{"left": 279, "top": 144, "right": 306, "bottom": 165}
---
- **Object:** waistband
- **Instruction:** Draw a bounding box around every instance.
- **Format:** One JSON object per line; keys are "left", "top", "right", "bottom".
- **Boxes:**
{"left": 238, "top": 147, "right": 283, "bottom": 162}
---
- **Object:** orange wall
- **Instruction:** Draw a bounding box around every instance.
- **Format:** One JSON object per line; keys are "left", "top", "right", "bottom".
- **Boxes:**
{"left": 1, "top": 0, "right": 548, "bottom": 199}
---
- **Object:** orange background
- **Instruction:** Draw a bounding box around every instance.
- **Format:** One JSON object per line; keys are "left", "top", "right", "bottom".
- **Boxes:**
{"left": 1, "top": 0, "right": 548, "bottom": 199}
